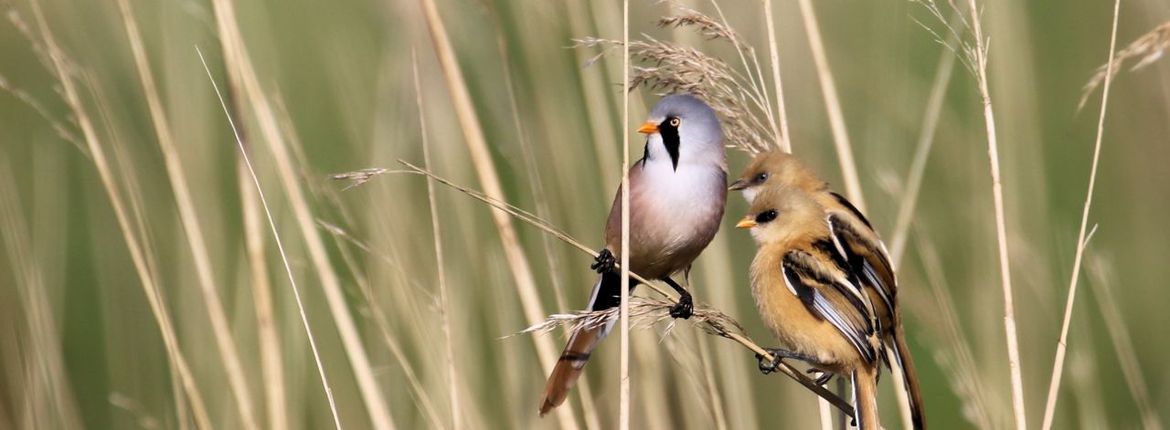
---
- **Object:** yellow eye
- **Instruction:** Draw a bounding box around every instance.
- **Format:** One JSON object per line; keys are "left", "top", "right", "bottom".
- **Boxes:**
{"left": 669, "top": 118, "right": 681, "bottom": 127}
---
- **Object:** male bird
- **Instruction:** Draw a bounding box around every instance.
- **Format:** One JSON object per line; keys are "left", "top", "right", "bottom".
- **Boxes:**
{"left": 538, "top": 94, "right": 727, "bottom": 416}
{"left": 730, "top": 151, "right": 926, "bottom": 429}
{"left": 737, "top": 186, "right": 884, "bottom": 430}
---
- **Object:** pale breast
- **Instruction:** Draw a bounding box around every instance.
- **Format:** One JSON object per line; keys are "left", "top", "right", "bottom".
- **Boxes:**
{"left": 608, "top": 161, "right": 726, "bottom": 279}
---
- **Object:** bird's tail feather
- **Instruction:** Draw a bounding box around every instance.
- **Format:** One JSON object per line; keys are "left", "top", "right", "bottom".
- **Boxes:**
{"left": 888, "top": 312, "right": 926, "bottom": 429}
{"left": 538, "top": 272, "right": 622, "bottom": 416}
{"left": 851, "top": 365, "right": 881, "bottom": 430}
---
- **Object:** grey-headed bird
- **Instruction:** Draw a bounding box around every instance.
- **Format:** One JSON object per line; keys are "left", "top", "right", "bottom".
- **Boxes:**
{"left": 731, "top": 151, "right": 926, "bottom": 429}
{"left": 538, "top": 94, "right": 727, "bottom": 416}
{"left": 736, "top": 186, "right": 884, "bottom": 430}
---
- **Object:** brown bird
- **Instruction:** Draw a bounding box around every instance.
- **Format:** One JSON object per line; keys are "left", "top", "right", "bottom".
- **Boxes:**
{"left": 730, "top": 151, "right": 926, "bottom": 429}
{"left": 538, "top": 94, "right": 728, "bottom": 416}
{"left": 736, "top": 185, "right": 884, "bottom": 430}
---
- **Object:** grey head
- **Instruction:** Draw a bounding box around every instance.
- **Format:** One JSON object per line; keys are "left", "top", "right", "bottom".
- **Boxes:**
{"left": 637, "top": 94, "right": 724, "bottom": 170}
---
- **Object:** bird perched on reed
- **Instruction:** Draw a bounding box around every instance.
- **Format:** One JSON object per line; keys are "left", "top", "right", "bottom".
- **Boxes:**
{"left": 731, "top": 151, "right": 926, "bottom": 429}
{"left": 539, "top": 94, "right": 727, "bottom": 416}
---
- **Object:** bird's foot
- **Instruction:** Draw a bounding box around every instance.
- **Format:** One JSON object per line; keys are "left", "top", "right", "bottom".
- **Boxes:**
{"left": 668, "top": 292, "right": 693, "bottom": 319}
{"left": 755, "top": 348, "right": 821, "bottom": 375}
{"left": 590, "top": 249, "right": 616, "bottom": 274}
{"left": 807, "top": 368, "right": 833, "bottom": 386}
{"left": 756, "top": 348, "right": 785, "bottom": 374}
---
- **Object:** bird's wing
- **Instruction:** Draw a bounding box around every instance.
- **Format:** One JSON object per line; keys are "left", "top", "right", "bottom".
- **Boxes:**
{"left": 827, "top": 212, "right": 897, "bottom": 319}
{"left": 781, "top": 249, "right": 879, "bottom": 364}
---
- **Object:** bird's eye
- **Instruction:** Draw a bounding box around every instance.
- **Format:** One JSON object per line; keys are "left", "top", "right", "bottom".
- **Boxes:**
{"left": 753, "top": 172, "right": 769, "bottom": 184}
{"left": 668, "top": 117, "right": 681, "bottom": 127}
{"left": 755, "top": 210, "right": 778, "bottom": 224}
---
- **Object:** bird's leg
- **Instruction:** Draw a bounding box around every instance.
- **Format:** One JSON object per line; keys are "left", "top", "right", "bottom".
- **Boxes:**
{"left": 661, "top": 277, "right": 693, "bottom": 319}
{"left": 755, "top": 347, "right": 824, "bottom": 375}
{"left": 590, "top": 249, "right": 616, "bottom": 274}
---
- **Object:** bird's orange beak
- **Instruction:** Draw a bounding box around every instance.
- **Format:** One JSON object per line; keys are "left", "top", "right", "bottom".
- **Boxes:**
{"left": 735, "top": 216, "right": 757, "bottom": 229}
{"left": 637, "top": 121, "right": 659, "bottom": 135}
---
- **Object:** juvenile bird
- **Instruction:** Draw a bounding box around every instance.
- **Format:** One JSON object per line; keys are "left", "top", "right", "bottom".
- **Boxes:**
{"left": 737, "top": 186, "right": 884, "bottom": 430}
{"left": 539, "top": 94, "right": 727, "bottom": 416}
{"left": 731, "top": 151, "right": 926, "bottom": 429}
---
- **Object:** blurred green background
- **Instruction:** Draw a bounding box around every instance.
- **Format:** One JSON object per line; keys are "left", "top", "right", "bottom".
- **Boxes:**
{"left": 1, "top": 0, "right": 1167, "bottom": 428}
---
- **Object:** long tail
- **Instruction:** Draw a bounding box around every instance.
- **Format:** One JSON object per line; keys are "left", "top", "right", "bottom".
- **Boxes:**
{"left": 538, "top": 272, "right": 623, "bottom": 416}
{"left": 851, "top": 365, "right": 881, "bottom": 430}
{"left": 888, "top": 311, "right": 927, "bottom": 429}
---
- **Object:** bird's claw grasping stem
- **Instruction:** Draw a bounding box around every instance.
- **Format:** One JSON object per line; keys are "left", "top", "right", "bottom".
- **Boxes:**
{"left": 668, "top": 291, "right": 694, "bottom": 319}
{"left": 591, "top": 249, "right": 616, "bottom": 274}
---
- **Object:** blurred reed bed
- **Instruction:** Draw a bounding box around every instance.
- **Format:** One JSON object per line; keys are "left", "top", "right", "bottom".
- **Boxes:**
{"left": 1, "top": 0, "right": 1169, "bottom": 429}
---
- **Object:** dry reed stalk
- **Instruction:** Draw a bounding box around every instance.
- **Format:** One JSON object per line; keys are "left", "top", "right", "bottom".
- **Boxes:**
{"left": 1039, "top": 1, "right": 1121, "bottom": 428}
{"left": 889, "top": 45, "right": 956, "bottom": 264}
{"left": 763, "top": 0, "right": 792, "bottom": 152}
{"left": 1080, "top": 20, "right": 1170, "bottom": 109}
{"left": 620, "top": 0, "right": 632, "bottom": 428}
{"left": 206, "top": 0, "right": 397, "bottom": 426}
{"left": 963, "top": 0, "right": 1027, "bottom": 427}
{"left": 693, "top": 330, "right": 730, "bottom": 430}
{"left": 24, "top": 1, "right": 211, "bottom": 426}
{"left": 0, "top": 154, "right": 83, "bottom": 429}
{"left": 1086, "top": 258, "right": 1164, "bottom": 430}
{"left": 196, "top": 48, "right": 345, "bottom": 430}
{"left": 914, "top": 234, "right": 995, "bottom": 428}
{"left": 795, "top": 0, "right": 866, "bottom": 212}
{"left": 80, "top": 70, "right": 202, "bottom": 430}
{"left": 113, "top": 3, "right": 259, "bottom": 428}
{"left": 415, "top": 52, "right": 462, "bottom": 430}
{"left": 491, "top": 23, "right": 603, "bottom": 428}
{"left": 414, "top": 0, "right": 579, "bottom": 428}
{"left": 392, "top": 162, "right": 858, "bottom": 417}
{"left": 239, "top": 159, "right": 289, "bottom": 430}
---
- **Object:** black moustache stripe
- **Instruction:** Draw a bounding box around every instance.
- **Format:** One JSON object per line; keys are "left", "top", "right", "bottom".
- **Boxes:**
{"left": 661, "top": 123, "right": 680, "bottom": 170}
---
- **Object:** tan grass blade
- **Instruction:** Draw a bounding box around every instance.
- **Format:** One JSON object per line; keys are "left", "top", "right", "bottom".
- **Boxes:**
{"left": 620, "top": 0, "right": 632, "bottom": 428}
{"left": 239, "top": 159, "right": 289, "bottom": 430}
{"left": 0, "top": 153, "right": 84, "bottom": 429}
{"left": 1086, "top": 258, "right": 1165, "bottom": 430}
{"left": 206, "top": 0, "right": 397, "bottom": 426}
{"left": 889, "top": 44, "right": 957, "bottom": 264}
{"left": 113, "top": 2, "right": 259, "bottom": 428}
{"left": 414, "top": 0, "right": 580, "bottom": 428}
{"left": 196, "top": 47, "right": 345, "bottom": 430}
{"left": 25, "top": 1, "right": 211, "bottom": 426}
{"left": 964, "top": 1, "right": 1027, "bottom": 427}
{"left": 796, "top": 0, "right": 865, "bottom": 211}
{"left": 1040, "top": 0, "right": 1121, "bottom": 427}
{"left": 763, "top": 0, "right": 791, "bottom": 152}
{"left": 415, "top": 51, "right": 463, "bottom": 430}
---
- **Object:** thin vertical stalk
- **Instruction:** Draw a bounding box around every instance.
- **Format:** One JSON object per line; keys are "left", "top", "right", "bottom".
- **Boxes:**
{"left": 414, "top": 0, "right": 579, "bottom": 428}
{"left": 964, "top": 1, "right": 1027, "bottom": 427}
{"left": 113, "top": 2, "right": 259, "bottom": 428}
{"left": 1039, "top": 1, "right": 1121, "bottom": 428}
{"left": 25, "top": 1, "right": 211, "bottom": 427}
{"left": 762, "top": 0, "right": 791, "bottom": 152}
{"left": 619, "top": 0, "right": 631, "bottom": 428}
{"left": 239, "top": 159, "right": 288, "bottom": 430}
{"left": 889, "top": 46, "right": 956, "bottom": 264}
{"left": 795, "top": 0, "right": 865, "bottom": 211}
{"left": 415, "top": 53, "right": 462, "bottom": 430}
{"left": 207, "top": 0, "right": 397, "bottom": 425}
{"left": 198, "top": 47, "right": 344, "bottom": 430}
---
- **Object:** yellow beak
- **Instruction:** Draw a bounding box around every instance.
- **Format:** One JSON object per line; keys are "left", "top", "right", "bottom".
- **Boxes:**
{"left": 735, "top": 216, "right": 757, "bottom": 229}
{"left": 637, "top": 121, "right": 659, "bottom": 134}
